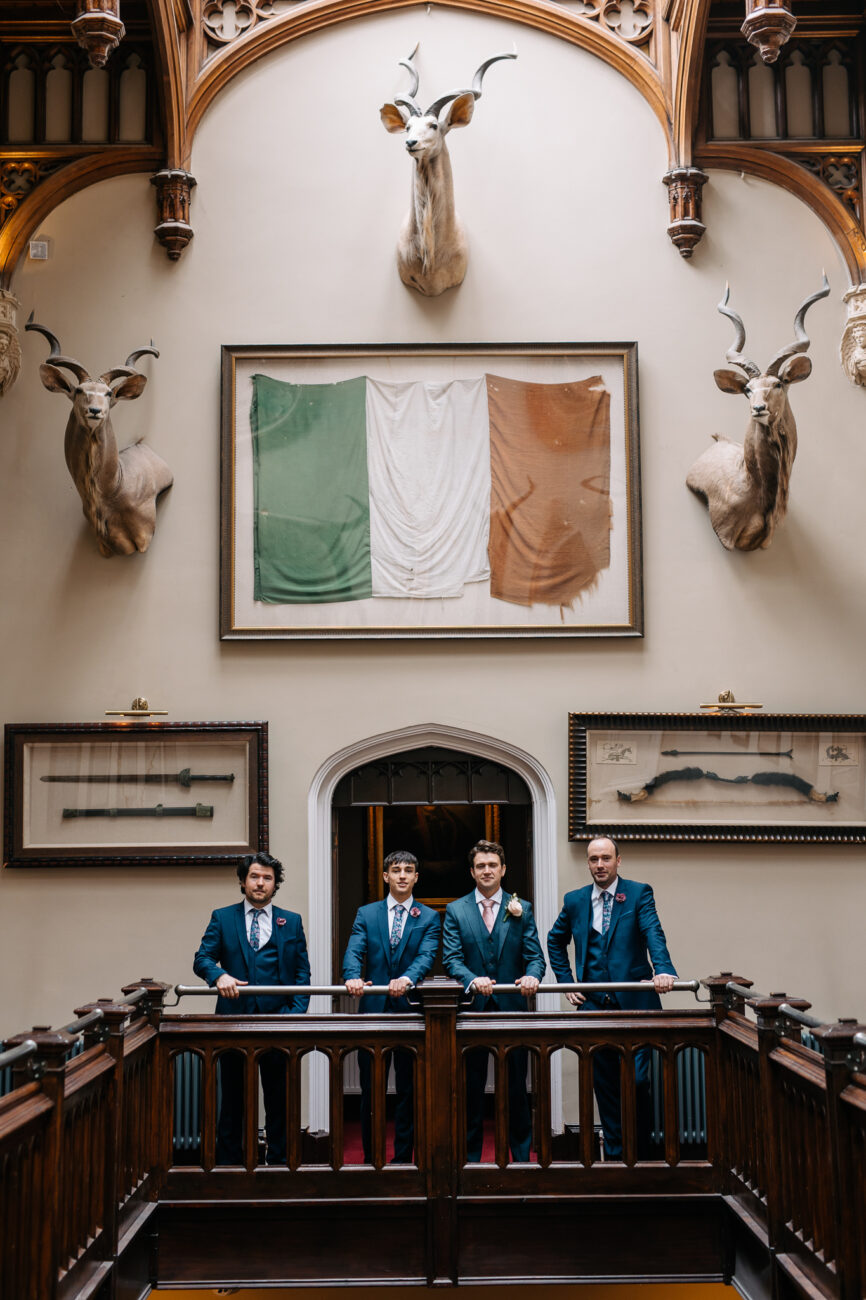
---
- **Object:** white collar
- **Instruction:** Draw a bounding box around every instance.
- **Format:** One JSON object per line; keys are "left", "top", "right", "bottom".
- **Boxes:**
{"left": 244, "top": 900, "right": 272, "bottom": 917}
{"left": 591, "top": 880, "right": 618, "bottom": 901}
{"left": 388, "top": 893, "right": 413, "bottom": 911}
{"left": 475, "top": 887, "right": 503, "bottom": 907}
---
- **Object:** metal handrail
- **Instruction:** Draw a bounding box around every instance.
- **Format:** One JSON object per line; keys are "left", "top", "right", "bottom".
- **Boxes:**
{"left": 61, "top": 1009, "right": 105, "bottom": 1037}
{"left": 855, "top": 1031, "right": 866, "bottom": 1051}
{"left": 726, "top": 982, "right": 765, "bottom": 1000}
{"left": 174, "top": 979, "right": 701, "bottom": 1000}
{"left": 778, "top": 1003, "right": 822, "bottom": 1029}
{"left": 121, "top": 988, "right": 147, "bottom": 1006}
{"left": 0, "top": 1039, "right": 37, "bottom": 1071}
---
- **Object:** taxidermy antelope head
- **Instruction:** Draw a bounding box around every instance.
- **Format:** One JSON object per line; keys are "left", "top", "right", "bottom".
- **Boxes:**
{"left": 686, "top": 275, "right": 830, "bottom": 551}
{"left": 27, "top": 317, "right": 174, "bottom": 557}
{"left": 380, "top": 45, "right": 516, "bottom": 297}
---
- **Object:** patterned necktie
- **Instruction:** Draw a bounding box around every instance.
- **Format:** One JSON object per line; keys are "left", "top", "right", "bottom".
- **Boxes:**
{"left": 249, "top": 908, "right": 261, "bottom": 951}
{"left": 481, "top": 898, "right": 496, "bottom": 934}
{"left": 601, "top": 891, "right": 613, "bottom": 936}
{"left": 390, "top": 904, "right": 405, "bottom": 949}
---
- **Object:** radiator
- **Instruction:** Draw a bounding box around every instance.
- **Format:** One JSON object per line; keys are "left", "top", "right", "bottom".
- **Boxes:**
{"left": 650, "top": 1046, "right": 707, "bottom": 1148}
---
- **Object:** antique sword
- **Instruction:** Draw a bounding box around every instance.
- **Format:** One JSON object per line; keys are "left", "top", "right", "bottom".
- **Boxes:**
{"left": 660, "top": 748, "right": 793, "bottom": 758}
{"left": 62, "top": 803, "right": 214, "bottom": 818}
{"left": 43, "top": 768, "right": 234, "bottom": 787}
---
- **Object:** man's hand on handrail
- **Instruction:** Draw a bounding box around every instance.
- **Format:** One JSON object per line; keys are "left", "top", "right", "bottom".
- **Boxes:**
{"left": 216, "top": 973, "right": 248, "bottom": 1000}
{"left": 344, "top": 979, "right": 370, "bottom": 998}
{"left": 651, "top": 974, "right": 676, "bottom": 994}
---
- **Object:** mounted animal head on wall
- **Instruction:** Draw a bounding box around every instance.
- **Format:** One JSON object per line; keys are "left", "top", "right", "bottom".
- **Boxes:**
{"left": 26, "top": 316, "right": 173, "bottom": 557}
{"left": 685, "top": 274, "right": 830, "bottom": 551}
{"left": 380, "top": 45, "right": 516, "bottom": 298}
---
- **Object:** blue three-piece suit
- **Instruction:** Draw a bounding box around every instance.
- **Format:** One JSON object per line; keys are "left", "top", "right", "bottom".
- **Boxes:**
{"left": 194, "top": 901, "right": 310, "bottom": 1164}
{"left": 443, "top": 892, "right": 546, "bottom": 1162}
{"left": 342, "top": 898, "right": 441, "bottom": 1163}
{"left": 547, "top": 877, "right": 676, "bottom": 1160}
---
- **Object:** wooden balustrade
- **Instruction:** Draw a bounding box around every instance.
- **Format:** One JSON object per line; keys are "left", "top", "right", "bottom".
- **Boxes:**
{"left": 0, "top": 974, "right": 864, "bottom": 1299}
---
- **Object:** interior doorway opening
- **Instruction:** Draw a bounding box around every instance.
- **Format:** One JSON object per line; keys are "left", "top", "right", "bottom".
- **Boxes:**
{"left": 331, "top": 746, "right": 532, "bottom": 980}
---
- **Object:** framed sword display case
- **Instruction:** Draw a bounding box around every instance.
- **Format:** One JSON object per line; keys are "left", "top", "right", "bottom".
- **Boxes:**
{"left": 569, "top": 713, "right": 866, "bottom": 843}
{"left": 3, "top": 721, "right": 268, "bottom": 868}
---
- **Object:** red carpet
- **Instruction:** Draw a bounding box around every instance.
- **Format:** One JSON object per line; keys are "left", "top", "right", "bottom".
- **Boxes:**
{"left": 341, "top": 1118, "right": 535, "bottom": 1164}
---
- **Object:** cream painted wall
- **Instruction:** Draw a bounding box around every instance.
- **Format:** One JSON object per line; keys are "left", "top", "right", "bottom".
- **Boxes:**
{"left": 1, "top": 8, "right": 865, "bottom": 1039}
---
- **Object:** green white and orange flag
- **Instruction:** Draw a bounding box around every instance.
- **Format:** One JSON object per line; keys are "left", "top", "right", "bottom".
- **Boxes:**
{"left": 251, "top": 372, "right": 610, "bottom": 608}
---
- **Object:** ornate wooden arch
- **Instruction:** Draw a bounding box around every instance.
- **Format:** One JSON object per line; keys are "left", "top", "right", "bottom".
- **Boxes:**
{"left": 180, "top": 0, "right": 673, "bottom": 163}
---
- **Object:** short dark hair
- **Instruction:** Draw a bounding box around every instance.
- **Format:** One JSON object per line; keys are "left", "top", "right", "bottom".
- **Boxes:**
{"left": 237, "top": 851, "right": 284, "bottom": 890}
{"left": 587, "top": 835, "right": 620, "bottom": 858}
{"left": 468, "top": 839, "right": 505, "bottom": 868}
{"left": 384, "top": 850, "right": 419, "bottom": 871}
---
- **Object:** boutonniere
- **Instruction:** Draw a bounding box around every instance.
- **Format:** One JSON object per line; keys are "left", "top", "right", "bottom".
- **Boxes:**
{"left": 614, "top": 892, "right": 626, "bottom": 904}
{"left": 275, "top": 916, "right": 286, "bottom": 926}
{"left": 505, "top": 893, "right": 523, "bottom": 918}
{"left": 410, "top": 907, "right": 421, "bottom": 918}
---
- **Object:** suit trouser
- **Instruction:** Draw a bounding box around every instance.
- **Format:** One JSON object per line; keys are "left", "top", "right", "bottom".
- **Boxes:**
{"left": 217, "top": 1050, "right": 287, "bottom": 1165}
{"left": 465, "top": 1046, "right": 532, "bottom": 1163}
{"left": 357, "top": 1048, "right": 415, "bottom": 1163}
{"left": 586, "top": 998, "right": 653, "bottom": 1160}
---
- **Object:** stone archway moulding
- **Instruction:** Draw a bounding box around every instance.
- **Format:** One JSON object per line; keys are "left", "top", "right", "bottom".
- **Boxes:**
{"left": 305, "top": 720, "right": 562, "bottom": 1131}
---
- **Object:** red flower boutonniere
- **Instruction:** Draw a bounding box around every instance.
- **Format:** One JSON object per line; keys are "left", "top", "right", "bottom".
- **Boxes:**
{"left": 615, "top": 892, "right": 626, "bottom": 904}
{"left": 410, "top": 907, "right": 421, "bottom": 918}
{"left": 275, "top": 916, "right": 287, "bottom": 926}
{"left": 505, "top": 893, "right": 523, "bottom": 918}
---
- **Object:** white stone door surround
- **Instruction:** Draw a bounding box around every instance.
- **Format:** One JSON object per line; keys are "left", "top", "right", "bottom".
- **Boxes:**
{"left": 306, "top": 721, "right": 562, "bottom": 1133}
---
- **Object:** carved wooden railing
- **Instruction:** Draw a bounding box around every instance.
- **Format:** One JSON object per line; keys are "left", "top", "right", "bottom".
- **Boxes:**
{"left": 1, "top": 973, "right": 864, "bottom": 1299}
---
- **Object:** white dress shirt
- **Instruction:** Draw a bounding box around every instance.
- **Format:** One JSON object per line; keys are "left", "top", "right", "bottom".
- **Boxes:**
{"left": 591, "top": 881, "right": 618, "bottom": 934}
{"left": 244, "top": 900, "right": 273, "bottom": 945}
{"left": 387, "top": 892, "right": 414, "bottom": 940}
{"left": 475, "top": 887, "right": 503, "bottom": 926}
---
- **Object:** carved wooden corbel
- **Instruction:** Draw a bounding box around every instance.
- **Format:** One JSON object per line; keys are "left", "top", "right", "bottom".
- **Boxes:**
{"left": 0, "top": 289, "right": 21, "bottom": 397}
{"left": 740, "top": 1, "right": 796, "bottom": 65}
{"left": 71, "top": 0, "right": 125, "bottom": 68}
{"left": 841, "top": 284, "right": 866, "bottom": 388}
{"left": 663, "top": 166, "right": 708, "bottom": 259}
{"left": 151, "top": 169, "right": 196, "bottom": 261}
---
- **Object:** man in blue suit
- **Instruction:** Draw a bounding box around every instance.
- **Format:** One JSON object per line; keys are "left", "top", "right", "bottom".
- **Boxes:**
{"left": 443, "top": 839, "right": 546, "bottom": 1163}
{"left": 194, "top": 851, "right": 310, "bottom": 1165}
{"left": 547, "top": 836, "right": 676, "bottom": 1161}
{"left": 343, "top": 850, "right": 440, "bottom": 1164}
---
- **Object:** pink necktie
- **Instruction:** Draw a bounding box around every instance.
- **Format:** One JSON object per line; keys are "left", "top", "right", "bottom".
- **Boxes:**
{"left": 481, "top": 899, "right": 495, "bottom": 933}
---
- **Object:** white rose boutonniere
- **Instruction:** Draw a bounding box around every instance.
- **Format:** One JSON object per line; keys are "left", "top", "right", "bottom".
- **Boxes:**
{"left": 505, "top": 893, "right": 523, "bottom": 918}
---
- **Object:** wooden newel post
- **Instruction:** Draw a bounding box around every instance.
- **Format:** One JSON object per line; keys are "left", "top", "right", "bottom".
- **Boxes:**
{"left": 749, "top": 991, "right": 810, "bottom": 1258}
{"left": 122, "top": 978, "right": 172, "bottom": 1185}
{"left": 74, "top": 999, "right": 133, "bottom": 1263}
{"left": 813, "top": 1018, "right": 866, "bottom": 1300}
{"left": 701, "top": 972, "right": 753, "bottom": 1025}
{"left": 7, "top": 1027, "right": 75, "bottom": 1300}
{"left": 416, "top": 977, "right": 463, "bottom": 1287}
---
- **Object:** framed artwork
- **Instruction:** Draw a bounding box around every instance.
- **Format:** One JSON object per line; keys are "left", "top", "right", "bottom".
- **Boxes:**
{"left": 220, "top": 343, "right": 642, "bottom": 639}
{"left": 3, "top": 722, "right": 267, "bottom": 868}
{"left": 569, "top": 713, "right": 866, "bottom": 843}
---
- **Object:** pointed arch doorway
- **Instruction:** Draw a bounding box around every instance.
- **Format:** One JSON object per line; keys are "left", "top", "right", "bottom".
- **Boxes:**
{"left": 332, "top": 747, "right": 533, "bottom": 978}
{"left": 306, "top": 723, "right": 561, "bottom": 1132}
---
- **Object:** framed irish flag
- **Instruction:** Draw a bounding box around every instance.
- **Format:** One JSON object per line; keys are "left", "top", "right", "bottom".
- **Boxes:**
{"left": 220, "top": 343, "right": 642, "bottom": 640}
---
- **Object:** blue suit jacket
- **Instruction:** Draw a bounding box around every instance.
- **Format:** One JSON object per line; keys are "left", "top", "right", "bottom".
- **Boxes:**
{"left": 342, "top": 899, "right": 441, "bottom": 1013}
{"left": 442, "top": 892, "right": 546, "bottom": 1012}
{"left": 546, "top": 877, "right": 676, "bottom": 1011}
{"left": 193, "top": 902, "right": 311, "bottom": 1014}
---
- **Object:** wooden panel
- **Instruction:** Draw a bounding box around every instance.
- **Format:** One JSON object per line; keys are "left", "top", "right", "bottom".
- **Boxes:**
{"left": 456, "top": 1196, "right": 725, "bottom": 1281}
{"left": 156, "top": 1201, "right": 427, "bottom": 1285}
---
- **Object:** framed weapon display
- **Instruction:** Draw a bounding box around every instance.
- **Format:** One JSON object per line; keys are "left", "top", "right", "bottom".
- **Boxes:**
{"left": 3, "top": 721, "right": 268, "bottom": 868}
{"left": 220, "top": 343, "right": 643, "bottom": 640}
{"left": 569, "top": 713, "right": 866, "bottom": 843}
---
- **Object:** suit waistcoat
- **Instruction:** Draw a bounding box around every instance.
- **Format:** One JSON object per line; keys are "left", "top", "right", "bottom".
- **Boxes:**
{"left": 584, "top": 925, "right": 616, "bottom": 1005}
{"left": 247, "top": 936, "right": 280, "bottom": 1013}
